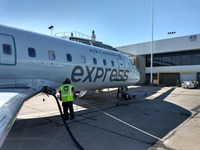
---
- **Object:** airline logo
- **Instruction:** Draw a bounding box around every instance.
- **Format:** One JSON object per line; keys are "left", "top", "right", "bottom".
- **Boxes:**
{"left": 71, "top": 65, "right": 129, "bottom": 82}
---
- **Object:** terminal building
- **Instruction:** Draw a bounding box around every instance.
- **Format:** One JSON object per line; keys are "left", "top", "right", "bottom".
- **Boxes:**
{"left": 117, "top": 34, "right": 200, "bottom": 86}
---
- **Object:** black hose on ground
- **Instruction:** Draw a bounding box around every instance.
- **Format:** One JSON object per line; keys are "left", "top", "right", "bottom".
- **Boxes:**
{"left": 42, "top": 86, "right": 85, "bottom": 150}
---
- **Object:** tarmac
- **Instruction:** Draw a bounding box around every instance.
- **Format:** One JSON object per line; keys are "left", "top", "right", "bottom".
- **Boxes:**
{"left": 1, "top": 86, "right": 200, "bottom": 150}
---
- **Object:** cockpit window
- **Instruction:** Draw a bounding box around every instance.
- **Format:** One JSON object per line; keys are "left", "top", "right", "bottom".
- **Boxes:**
{"left": 128, "top": 59, "right": 136, "bottom": 70}
{"left": 129, "top": 59, "right": 134, "bottom": 65}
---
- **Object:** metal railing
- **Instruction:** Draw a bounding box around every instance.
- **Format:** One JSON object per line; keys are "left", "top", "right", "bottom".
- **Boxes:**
{"left": 55, "top": 31, "right": 91, "bottom": 40}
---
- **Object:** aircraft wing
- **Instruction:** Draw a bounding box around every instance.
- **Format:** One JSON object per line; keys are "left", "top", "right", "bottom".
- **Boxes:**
{"left": 0, "top": 87, "right": 42, "bottom": 147}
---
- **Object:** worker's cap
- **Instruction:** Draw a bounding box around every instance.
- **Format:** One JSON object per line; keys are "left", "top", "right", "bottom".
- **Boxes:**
{"left": 63, "top": 78, "right": 71, "bottom": 84}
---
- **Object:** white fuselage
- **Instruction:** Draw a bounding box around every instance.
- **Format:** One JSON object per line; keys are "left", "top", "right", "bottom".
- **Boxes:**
{"left": 0, "top": 25, "right": 140, "bottom": 91}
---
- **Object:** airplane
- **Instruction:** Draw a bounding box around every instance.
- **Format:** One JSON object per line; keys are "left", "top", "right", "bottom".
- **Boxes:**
{"left": 0, "top": 24, "right": 140, "bottom": 147}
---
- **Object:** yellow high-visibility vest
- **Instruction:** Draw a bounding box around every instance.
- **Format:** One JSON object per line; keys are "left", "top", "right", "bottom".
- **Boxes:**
{"left": 60, "top": 84, "right": 74, "bottom": 102}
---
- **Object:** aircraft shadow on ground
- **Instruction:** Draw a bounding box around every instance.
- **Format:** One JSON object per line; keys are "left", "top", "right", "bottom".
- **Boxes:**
{"left": 71, "top": 86, "right": 191, "bottom": 149}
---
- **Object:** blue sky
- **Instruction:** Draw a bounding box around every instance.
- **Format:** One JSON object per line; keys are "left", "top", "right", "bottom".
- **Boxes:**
{"left": 0, "top": 0, "right": 199, "bottom": 47}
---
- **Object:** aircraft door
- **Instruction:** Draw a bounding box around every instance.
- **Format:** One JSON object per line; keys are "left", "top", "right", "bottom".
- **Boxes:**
{"left": 117, "top": 58, "right": 125, "bottom": 70}
{"left": 0, "top": 34, "right": 16, "bottom": 65}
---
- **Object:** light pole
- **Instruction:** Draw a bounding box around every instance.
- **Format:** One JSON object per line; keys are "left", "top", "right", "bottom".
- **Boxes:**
{"left": 48, "top": 25, "right": 54, "bottom": 36}
{"left": 150, "top": 0, "right": 154, "bottom": 85}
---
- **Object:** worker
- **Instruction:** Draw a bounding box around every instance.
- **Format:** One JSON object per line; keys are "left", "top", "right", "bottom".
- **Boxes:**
{"left": 117, "top": 86, "right": 131, "bottom": 100}
{"left": 117, "top": 86, "right": 127, "bottom": 98}
{"left": 59, "top": 78, "right": 76, "bottom": 120}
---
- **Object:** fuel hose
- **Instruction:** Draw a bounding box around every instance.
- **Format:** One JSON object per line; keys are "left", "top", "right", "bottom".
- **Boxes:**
{"left": 52, "top": 95, "right": 85, "bottom": 150}
{"left": 42, "top": 86, "right": 84, "bottom": 150}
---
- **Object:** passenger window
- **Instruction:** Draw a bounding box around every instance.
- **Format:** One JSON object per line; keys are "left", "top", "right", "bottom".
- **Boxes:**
{"left": 103, "top": 59, "right": 107, "bottom": 66}
{"left": 48, "top": 50, "right": 55, "bottom": 60}
{"left": 93, "top": 58, "right": 97, "bottom": 65}
{"left": 111, "top": 60, "right": 115, "bottom": 66}
{"left": 81, "top": 55, "right": 86, "bottom": 63}
{"left": 3, "top": 44, "right": 12, "bottom": 55}
{"left": 28, "top": 48, "right": 36, "bottom": 57}
{"left": 66, "top": 53, "right": 72, "bottom": 62}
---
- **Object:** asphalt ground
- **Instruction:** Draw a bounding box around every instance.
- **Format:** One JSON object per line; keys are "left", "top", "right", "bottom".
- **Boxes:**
{"left": 1, "top": 86, "right": 200, "bottom": 150}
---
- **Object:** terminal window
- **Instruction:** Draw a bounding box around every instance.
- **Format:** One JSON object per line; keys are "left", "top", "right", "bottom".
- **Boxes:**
{"left": 153, "top": 55, "right": 162, "bottom": 66}
{"left": 181, "top": 54, "right": 191, "bottom": 65}
{"left": 146, "top": 50, "right": 200, "bottom": 67}
{"left": 171, "top": 55, "right": 181, "bottom": 65}
{"left": 162, "top": 55, "right": 172, "bottom": 66}
{"left": 192, "top": 54, "right": 200, "bottom": 65}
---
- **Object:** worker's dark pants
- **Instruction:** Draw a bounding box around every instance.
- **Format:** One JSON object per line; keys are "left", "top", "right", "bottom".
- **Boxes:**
{"left": 62, "top": 101, "right": 75, "bottom": 120}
